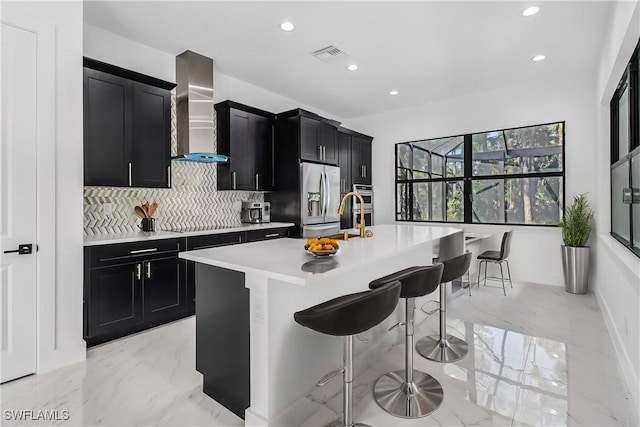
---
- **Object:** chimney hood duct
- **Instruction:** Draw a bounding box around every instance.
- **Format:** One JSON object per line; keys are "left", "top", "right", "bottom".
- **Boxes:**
{"left": 173, "top": 50, "right": 228, "bottom": 163}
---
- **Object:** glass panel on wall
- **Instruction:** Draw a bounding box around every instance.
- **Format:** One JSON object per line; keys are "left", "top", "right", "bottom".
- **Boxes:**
{"left": 619, "top": 86, "right": 630, "bottom": 158}
{"left": 412, "top": 147, "right": 430, "bottom": 179}
{"left": 473, "top": 124, "right": 564, "bottom": 176}
{"left": 397, "top": 143, "right": 412, "bottom": 180}
{"left": 412, "top": 182, "right": 430, "bottom": 221}
{"left": 612, "top": 161, "right": 631, "bottom": 241}
{"left": 632, "top": 153, "right": 640, "bottom": 249}
{"left": 504, "top": 177, "right": 563, "bottom": 225}
{"left": 396, "top": 183, "right": 410, "bottom": 220}
{"left": 446, "top": 181, "right": 464, "bottom": 221}
{"left": 472, "top": 179, "right": 505, "bottom": 223}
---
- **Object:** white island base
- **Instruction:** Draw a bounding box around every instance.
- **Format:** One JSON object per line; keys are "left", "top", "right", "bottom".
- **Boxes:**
{"left": 180, "top": 224, "right": 461, "bottom": 426}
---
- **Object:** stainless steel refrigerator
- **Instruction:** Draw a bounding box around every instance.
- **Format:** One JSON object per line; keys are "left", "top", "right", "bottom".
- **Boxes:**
{"left": 300, "top": 163, "right": 341, "bottom": 237}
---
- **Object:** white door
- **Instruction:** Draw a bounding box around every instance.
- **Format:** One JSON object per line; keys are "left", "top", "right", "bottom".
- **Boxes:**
{"left": 0, "top": 23, "right": 38, "bottom": 383}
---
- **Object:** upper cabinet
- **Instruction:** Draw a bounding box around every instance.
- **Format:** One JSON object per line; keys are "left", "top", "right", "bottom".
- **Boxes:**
{"left": 83, "top": 58, "right": 174, "bottom": 188}
{"left": 351, "top": 135, "right": 372, "bottom": 185}
{"left": 299, "top": 117, "right": 338, "bottom": 164}
{"left": 215, "top": 101, "right": 275, "bottom": 191}
{"left": 278, "top": 109, "right": 339, "bottom": 166}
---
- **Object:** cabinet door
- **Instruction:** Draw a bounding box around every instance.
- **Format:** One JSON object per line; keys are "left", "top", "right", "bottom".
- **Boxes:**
{"left": 132, "top": 82, "right": 171, "bottom": 188}
{"left": 320, "top": 124, "right": 338, "bottom": 165}
{"left": 361, "top": 139, "right": 372, "bottom": 185}
{"left": 252, "top": 114, "right": 274, "bottom": 191}
{"left": 338, "top": 133, "right": 351, "bottom": 193}
{"left": 229, "top": 110, "right": 254, "bottom": 190}
{"left": 351, "top": 136, "right": 372, "bottom": 185}
{"left": 300, "top": 117, "right": 320, "bottom": 161}
{"left": 143, "top": 256, "right": 186, "bottom": 323}
{"left": 88, "top": 263, "right": 142, "bottom": 339}
{"left": 83, "top": 68, "right": 132, "bottom": 187}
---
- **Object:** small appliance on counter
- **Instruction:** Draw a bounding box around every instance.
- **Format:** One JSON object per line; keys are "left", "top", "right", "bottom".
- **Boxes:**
{"left": 241, "top": 201, "right": 270, "bottom": 223}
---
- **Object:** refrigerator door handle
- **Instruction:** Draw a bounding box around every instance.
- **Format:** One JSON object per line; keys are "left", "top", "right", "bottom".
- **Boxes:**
{"left": 323, "top": 170, "right": 330, "bottom": 217}
{"left": 319, "top": 170, "right": 326, "bottom": 217}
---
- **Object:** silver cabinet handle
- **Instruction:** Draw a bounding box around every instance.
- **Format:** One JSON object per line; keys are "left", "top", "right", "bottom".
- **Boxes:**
{"left": 318, "top": 145, "right": 322, "bottom": 160}
{"left": 255, "top": 173, "right": 259, "bottom": 190}
{"left": 322, "top": 145, "right": 326, "bottom": 160}
{"left": 167, "top": 166, "right": 171, "bottom": 187}
{"left": 264, "top": 233, "right": 279, "bottom": 238}
{"left": 136, "top": 263, "right": 141, "bottom": 280}
{"left": 232, "top": 172, "right": 237, "bottom": 189}
{"left": 128, "top": 163, "right": 132, "bottom": 186}
{"left": 364, "top": 165, "right": 367, "bottom": 178}
{"left": 146, "top": 262, "right": 151, "bottom": 279}
{"left": 130, "top": 248, "right": 158, "bottom": 254}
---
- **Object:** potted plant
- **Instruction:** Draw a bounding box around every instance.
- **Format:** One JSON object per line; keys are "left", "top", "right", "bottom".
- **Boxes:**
{"left": 559, "top": 194, "right": 594, "bottom": 294}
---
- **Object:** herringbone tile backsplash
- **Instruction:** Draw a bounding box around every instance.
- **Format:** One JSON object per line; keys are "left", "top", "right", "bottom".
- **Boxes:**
{"left": 83, "top": 92, "right": 263, "bottom": 235}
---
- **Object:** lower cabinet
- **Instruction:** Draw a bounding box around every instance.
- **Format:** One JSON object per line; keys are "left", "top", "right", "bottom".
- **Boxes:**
{"left": 87, "top": 263, "right": 143, "bottom": 339}
{"left": 84, "top": 228, "right": 290, "bottom": 347}
{"left": 84, "top": 238, "right": 187, "bottom": 347}
{"left": 142, "top": 256, "right": 187, "bottom": 324}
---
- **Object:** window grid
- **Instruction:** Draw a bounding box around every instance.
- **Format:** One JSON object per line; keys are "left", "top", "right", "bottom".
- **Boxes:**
{"left": 395, "top": 122, "right": 565, "bottom": 227}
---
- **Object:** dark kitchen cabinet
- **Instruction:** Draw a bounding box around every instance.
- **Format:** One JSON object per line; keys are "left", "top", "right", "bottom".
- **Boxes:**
{"left": 215, "top": 101, "right": 275, "bottom": 191}
{"left": 351, "top": 135, "right": 372, "bottom": 185}
{"left": 338, "top": 132, "right": 352, "bottom": 229}
{"left": 142, "top": 256, "right": 187, "bottom": 324}
{"left": 83, "top": 57, "right": 175, "bottom": 188}
{"left": 84, "top": 238, "right": 187, "bottom": 347}
{"left": 87, "top": 263, "right": 142, "bottom": 339}
{"left": 299, "top": 117, "right": 338, "bottom": 164}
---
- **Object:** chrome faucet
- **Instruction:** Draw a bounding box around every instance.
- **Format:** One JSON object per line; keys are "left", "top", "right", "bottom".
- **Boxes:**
{"left": 338, "top": 192, "right": 367, "bottom": 238}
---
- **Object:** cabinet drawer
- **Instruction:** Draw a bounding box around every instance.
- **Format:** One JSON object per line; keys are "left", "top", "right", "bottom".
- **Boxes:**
{"left": 87, "top": 238, "right": 185, "bottom": 268}
{"left": 186, "top": 232, "right": 243, "bottom": 250}
{"left": 245, "top": 227, "right": 289, "bottom": 243}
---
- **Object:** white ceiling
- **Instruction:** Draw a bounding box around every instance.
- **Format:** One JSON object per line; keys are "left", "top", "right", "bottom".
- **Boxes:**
{"left": 83, "top": 1, "right": 614, "bottom": 119}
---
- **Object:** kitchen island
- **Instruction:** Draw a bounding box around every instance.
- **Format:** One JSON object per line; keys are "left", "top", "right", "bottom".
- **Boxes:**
{"left": 179, "top": 224, "right": 461, "bottom": 426}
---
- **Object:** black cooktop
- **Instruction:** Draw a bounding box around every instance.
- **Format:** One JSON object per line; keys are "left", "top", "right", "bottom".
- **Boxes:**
{"left": 168, "top": 224, "right": 240, "bottom": 233}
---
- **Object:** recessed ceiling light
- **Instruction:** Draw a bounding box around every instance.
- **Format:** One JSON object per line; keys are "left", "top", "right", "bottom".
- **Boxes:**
{"left": 280, "top": 22, "right": 295, "bottom": 32}
{"left": 347, "top": 64, "right": 359, "bottom": 71}
{"left": 532, "top": 54, "right": 546, "bottom": 62}
{"left": 389, "top": 90, "right": 399, "bottom": 96}
{"left": 522, "top": 6, "right": 540, "bottom": 16}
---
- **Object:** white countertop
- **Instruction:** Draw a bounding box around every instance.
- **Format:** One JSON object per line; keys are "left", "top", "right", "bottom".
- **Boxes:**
{"left": 179, "top": 224, "right": 462, "bottom": 285}
{"left": 83, "top": 222, "right": 295, "bottom": 246}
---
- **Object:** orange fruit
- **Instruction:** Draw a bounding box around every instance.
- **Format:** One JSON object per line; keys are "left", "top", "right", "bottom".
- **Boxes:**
{"left": 323, "top": 244, "right": 333, "bottom": 250}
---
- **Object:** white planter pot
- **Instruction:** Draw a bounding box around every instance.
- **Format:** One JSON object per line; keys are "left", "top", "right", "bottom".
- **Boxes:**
{"left": 561, "top": 245, "right": 590, "bottom": 294}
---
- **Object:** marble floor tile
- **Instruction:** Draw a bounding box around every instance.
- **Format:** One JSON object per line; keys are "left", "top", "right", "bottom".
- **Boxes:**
{"left": 0, "top": 283, "right": 636, "bottom": 427}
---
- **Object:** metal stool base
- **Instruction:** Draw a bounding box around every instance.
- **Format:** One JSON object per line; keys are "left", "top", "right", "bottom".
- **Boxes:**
{"left": 325, "top": 421, "right": 371, "bottom": 427}
{"left": 373, "top": 370, "right": 443, "bottom": 418}
{"left": 416, "top": 334, "right": 468, "bottom": 363}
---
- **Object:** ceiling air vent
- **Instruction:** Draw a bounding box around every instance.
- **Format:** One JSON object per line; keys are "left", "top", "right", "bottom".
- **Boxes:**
{"left": 311, "top": 45, "right": 347, "bottom": 62}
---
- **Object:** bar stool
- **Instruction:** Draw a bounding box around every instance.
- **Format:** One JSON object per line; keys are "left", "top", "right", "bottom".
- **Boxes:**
{"left": 477, "top": 230, "right": 513, "bottom": 296}
{"left": 294, "top": 281, "right": 402, "bottom": 427}
{"left": 416, "top": 252, "right": 472, "bottom": 363}
{"left": 368, "top": 264, "right": 445, "bottom": 418}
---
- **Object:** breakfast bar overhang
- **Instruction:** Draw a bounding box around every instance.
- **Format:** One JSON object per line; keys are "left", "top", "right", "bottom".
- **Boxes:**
{"left": 179, "top": 224, "right": 461, "bottom": 426}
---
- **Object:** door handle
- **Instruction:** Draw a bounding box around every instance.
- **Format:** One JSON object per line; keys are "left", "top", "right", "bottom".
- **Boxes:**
{"left": 3, "top": 243, "right": 33, "bottom": 255}
{"left": 264, "top": 233, "right": 280, "bottom": 238}
{"left": 318, "top": 145, "right": 322, "bottom": 160}
{"left": 167, "top": 166, "right": 171, "bottom": 188}
{"left": 364, "top": 165, "right": 367, "bottom": 178}
{"left": 232, "top": 172, "right": 237, "bottom": 189}
{"left": 136, "top": 263, "right": 141, "bottom": 280}
{"left": 255, "top": 173, "right": 259, "bottom": 190}
{"left": 146, "top": 262, "right": 151, "bottom": 279}
{"left": 128, "top": 163, "right": 133, "bottom": 186}
{"left": 322, "top": 145, "right": 325, "bottom": 160}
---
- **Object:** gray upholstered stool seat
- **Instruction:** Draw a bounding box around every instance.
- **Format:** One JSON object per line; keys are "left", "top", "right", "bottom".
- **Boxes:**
{"left": 477, "top": 230, "right": 513, "bottom": 296}
{"left": 294, "top": 281, "right": 402, "bottom": 427}
{"left": 416, "top": 252, "right": 472, "bottom": 363}
{"left": 368, "top": 264, "right": 444, "bottom": 418}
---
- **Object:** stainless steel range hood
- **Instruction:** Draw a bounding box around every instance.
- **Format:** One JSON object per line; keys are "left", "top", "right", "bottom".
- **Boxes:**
{"left": 173, "top": 50, "right": 228, "bottom": 163}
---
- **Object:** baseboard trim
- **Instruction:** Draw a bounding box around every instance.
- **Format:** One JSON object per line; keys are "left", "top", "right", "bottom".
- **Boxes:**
{"left": 595, "top": 287, "right": 640, "bottom": 424}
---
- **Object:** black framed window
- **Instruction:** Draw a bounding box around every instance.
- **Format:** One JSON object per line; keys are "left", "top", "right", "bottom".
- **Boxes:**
{"left": 610, "top": 41, "right": 640, "bottom": 258}
{"left": 396, "top": 122, "right": 564, "bottom": 226}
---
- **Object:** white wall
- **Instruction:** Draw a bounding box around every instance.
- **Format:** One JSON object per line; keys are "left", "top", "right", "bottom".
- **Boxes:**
{"left": 83, "top": 24, "right": 344, "bottom": 121}
{"left": 343, "top": 73, "right": 598, "bottom": 288}
{"left": 593, "top": 0, "right": 640, "bottom": 419}
{"left": 4, "top": 1, "right": 86, "bottom": 372}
